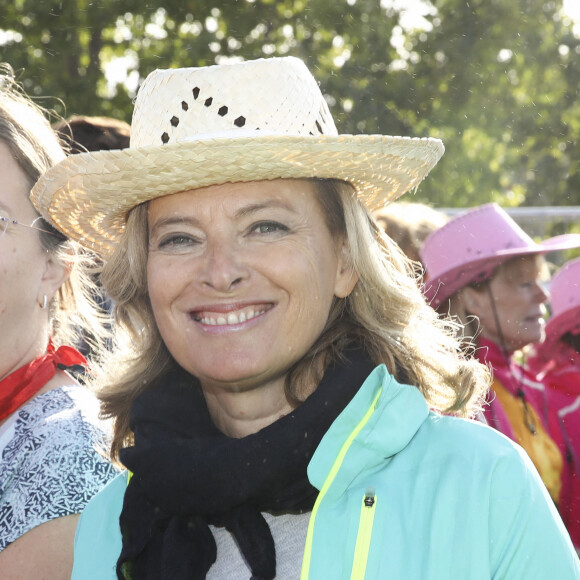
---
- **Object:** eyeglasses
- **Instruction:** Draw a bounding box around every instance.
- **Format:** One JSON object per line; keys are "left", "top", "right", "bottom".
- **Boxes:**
{"left": 0, "top": 215, "right": 62, "bottom": 238}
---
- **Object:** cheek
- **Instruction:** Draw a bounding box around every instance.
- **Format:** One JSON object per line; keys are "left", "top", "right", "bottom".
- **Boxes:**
{"left": 281, "top": 251, "right": 338, "bottom": 334}
{"left": 0, "top": 244, "right": 43, "bottom": 293}
{"left": 146, "top": 257, "right": 185, "bottom": 319}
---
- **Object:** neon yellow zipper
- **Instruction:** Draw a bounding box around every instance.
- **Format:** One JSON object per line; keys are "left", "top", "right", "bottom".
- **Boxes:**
{"left": 350, "top": 488, "right": 377, "bottom": 580}
{"left": 301, "top": 387, "right": 382, "bottom": 580}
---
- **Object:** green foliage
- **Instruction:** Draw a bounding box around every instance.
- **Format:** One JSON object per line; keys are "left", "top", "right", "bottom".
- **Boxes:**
{"left": 1, "top": 0, "right": 579, "bottom": 209}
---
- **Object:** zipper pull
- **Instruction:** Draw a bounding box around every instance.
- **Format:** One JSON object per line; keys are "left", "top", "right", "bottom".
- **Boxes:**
{"left": 364, "top": 486, "right": 376, "bottom": 507}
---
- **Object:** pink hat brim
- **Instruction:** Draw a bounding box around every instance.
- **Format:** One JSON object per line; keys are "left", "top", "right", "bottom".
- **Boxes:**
{"left": 423, "top": 233, "right": 580, "bottom": 309}
{"left": 544, "top": 304, "right": 580, "bottom": 343}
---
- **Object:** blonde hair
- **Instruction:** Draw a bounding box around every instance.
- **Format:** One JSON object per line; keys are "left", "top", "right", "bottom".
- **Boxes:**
{"left": 0, "top": 63, "right": 108, "bottom": 354}
{"left": 96, "top": 178, "right": 489, "bottom": 459}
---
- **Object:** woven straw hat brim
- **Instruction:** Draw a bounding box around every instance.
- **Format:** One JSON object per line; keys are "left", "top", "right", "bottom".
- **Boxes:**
{"left": 423, "top": 234, "right": 580, "bottom": 308}
{"left": 32, "top": 134, "right": 444, "bottom": 256}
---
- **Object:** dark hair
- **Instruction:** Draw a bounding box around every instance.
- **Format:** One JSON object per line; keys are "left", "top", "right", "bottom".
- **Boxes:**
{"left": 53, "top": 115, "right": 130, "bottom": 154}
{"left": 562, "top": 331, "right": 580, "bottom": 353}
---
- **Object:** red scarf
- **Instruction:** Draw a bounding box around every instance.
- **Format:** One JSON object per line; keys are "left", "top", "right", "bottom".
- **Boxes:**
{"left": 0, "top": 342, "right": 87, "bottom": 422}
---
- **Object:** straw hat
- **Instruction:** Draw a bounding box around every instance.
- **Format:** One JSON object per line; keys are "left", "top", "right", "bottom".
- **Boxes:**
{"left": 420, "top": 203, "right": 580, "bottom": 309}
{"left": 31, "top": 56, "right": 444, "bottom": 255}
{"left": 545, "top": 257, "right": 580, "bottom": 343}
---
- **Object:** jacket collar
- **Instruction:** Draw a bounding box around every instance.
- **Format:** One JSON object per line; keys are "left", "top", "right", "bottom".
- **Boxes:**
{"left": 307, "top": 364, "right": 429, "bottom": 495}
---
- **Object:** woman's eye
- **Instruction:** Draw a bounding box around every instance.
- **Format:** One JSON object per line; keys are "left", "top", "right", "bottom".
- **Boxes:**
{"left": 156, "top": 234, "right": 198, "bottom": 251}
{"left": 251, "top": 221, "right": 289, "bottom": 235}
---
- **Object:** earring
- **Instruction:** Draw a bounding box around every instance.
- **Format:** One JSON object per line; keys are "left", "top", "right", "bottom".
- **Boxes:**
{"left": 40, "top": 295, "right": 48, "bottom": 309}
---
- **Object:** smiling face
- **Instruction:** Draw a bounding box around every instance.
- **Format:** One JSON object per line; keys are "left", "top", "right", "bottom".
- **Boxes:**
{"left": 463, "top": 255, "right": 548, "bottom": 352}
{"left": 146, "top": 179, "right": 357, "bottom": 402}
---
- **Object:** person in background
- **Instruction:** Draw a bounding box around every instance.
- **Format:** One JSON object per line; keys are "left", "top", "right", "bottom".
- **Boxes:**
{"left": 527, "top": 256, "right": 580, "bottom": 550}
{"left": 373, "top": 201, "right": 448, "bottom": 268}
{"left": 33, "top": 57, "right": 579, "bottom": 578}
{"left": 52, "top": 114, "right": 131, "bottom": 357}
{"left": 52, "top": 114, "right": 130, "bottom": 154}
{"left": 0, "top": 64, "right": 119, "bottom": 579}
{"left": 421, "top": 202, "right": 580, "bottom": 510}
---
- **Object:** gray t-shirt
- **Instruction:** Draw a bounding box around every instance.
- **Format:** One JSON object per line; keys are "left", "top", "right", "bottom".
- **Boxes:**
{"left": 208, "top": 511, "right": 310, "bottom": 579}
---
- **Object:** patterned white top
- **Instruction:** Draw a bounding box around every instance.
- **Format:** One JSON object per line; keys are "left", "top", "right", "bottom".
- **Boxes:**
{"left": 0, "top": 385, "right": 119, "bottom": 551}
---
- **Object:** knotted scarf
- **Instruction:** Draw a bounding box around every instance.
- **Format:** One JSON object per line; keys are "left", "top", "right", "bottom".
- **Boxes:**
{"left": 117, "top": 347, "right": 375, "bottom": 580}
{"left": 0, "top": 342, "right": 87, "bottom": 422}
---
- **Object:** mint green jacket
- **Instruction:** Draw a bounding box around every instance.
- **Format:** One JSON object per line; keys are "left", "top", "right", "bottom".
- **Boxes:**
{"left": 72, "top": 365, "right": 580, "bottom": 579}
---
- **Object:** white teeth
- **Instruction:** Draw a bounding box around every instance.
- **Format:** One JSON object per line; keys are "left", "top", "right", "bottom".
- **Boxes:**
{"left": 198, "top": 307, "right": 266, "bottom": 326}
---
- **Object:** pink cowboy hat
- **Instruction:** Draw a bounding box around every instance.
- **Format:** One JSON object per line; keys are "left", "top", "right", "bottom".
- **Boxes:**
{"left": 420, "top": 203, "right": 580, "bottom": 309}
{"left": 545, "top": 257, "right": 580, "bottom": 343}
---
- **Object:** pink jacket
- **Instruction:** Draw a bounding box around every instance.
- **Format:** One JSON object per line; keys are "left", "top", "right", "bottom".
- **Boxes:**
{"left": 528, "top": 341, "right": 580, "bottom": 549}
{"left": 475, "top": 338, "right": 563, "bottom": 507}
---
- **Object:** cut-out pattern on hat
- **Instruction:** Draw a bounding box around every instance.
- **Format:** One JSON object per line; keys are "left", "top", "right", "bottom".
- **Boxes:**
{"left": 306, "top": 106, "right": 329, "bottom": 136}
{"left": 154, "top": 63, "right": 340, "bottom": 145}
{"left": 162, "top": 81, "right": 253, "bottom": 143}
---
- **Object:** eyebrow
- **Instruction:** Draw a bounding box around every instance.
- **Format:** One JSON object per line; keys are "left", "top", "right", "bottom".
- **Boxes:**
{"left": 149, "top": 199, "right": 296, "bottom": 237}
{"left": 234, "top": 200, "right": 295, "bottom": 218}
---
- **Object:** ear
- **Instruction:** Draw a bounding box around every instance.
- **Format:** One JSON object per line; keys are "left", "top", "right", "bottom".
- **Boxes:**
{"left": 334, "top": 242, "right": 359, "bottom": 298}
{"left": 38, "top": 253, "right": 70, "bottom": 306}
{"left": 458, "top": 286, "right": 488, "bottom": 317}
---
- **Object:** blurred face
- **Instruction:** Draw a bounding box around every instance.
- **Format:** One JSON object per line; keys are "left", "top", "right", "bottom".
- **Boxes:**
{"left": 465, "top": 255, "right": 548, "bottom": 352}
{"left": 147, "top": 179, "right": 356, "bottom": 397}
{"left": 0, "top": 141, "right": 55, "bottom": 377}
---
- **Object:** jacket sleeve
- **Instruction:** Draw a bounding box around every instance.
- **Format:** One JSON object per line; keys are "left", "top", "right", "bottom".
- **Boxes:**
{"left": 488, "top": 442, "right": 580, "bottom": 579}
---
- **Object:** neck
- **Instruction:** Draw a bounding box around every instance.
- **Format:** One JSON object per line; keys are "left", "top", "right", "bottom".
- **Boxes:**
{"left": 0, "top": 336, "right": 50, "bottom": 382}
{"left": 202, "top": 378, "right": 294, "bottom": 438}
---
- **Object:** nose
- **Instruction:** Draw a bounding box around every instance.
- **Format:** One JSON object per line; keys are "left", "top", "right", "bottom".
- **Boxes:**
{"left": 199, "top": 238, "right": 250, "bottom": 292}
{"left": 534, "top": 280, "right": 549, "bottom": 304}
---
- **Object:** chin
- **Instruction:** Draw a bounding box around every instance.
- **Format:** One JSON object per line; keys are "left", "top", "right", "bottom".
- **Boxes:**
{"left": 513, "top": 329, "right": 543, "bottom": 351}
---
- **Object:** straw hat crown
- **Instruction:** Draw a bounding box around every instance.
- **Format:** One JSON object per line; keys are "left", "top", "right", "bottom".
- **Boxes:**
{"left": 32, "top": 56, "right": 445, "bottom": 255}
{"left": 131, "top": 57, "right": 337, "bottom": 147}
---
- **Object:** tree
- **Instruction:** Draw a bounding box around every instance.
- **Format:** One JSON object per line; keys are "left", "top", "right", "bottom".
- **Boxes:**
{"left": 1, "top": 0, "right": 579, "bottom": 213}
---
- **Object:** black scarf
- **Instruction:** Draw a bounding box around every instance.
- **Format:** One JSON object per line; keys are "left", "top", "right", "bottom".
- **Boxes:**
{"left": 117, "top": 348, "right": 375, "bottom": 580}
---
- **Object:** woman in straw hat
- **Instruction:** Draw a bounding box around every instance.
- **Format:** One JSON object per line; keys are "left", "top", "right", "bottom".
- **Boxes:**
{"left": 527, "top": 257, "right": 580, "bottom": 551}
{"left": 32, "top": 57, "right": 578, "bottom": 579}
{"left": 0, "top": 64, "right": 118, "bottom": 579}
{"left": 421, "top": 203, "right": 580, "bottom": 510}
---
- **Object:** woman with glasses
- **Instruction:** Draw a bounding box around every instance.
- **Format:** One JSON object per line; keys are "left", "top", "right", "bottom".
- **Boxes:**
{"left": 0, "top": 64, "right": 118, "bottom": 579}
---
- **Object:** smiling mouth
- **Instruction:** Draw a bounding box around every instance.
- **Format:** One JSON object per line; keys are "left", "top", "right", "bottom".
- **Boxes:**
{"left": 191, "top": 304, "right": 272, "bottom": 326}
